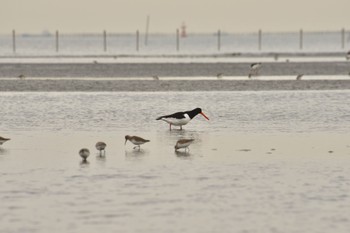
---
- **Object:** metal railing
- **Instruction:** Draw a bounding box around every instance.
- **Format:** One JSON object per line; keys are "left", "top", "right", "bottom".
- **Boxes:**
{"left": 2, "top": 28, "right": 349, "bottom": 55}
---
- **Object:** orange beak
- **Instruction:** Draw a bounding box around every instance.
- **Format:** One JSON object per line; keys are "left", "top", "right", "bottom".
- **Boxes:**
{"left": 200, "top": 112, "right": 209, "bottom": 120}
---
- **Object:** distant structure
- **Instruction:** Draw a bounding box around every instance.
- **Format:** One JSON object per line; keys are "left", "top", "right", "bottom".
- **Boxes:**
{"left": 181, "top": 22, "right": 187, "bottom": 38}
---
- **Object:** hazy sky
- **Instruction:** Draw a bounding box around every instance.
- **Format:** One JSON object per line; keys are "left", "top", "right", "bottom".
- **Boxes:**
{"left": 1, "top": 0, "right": 349, "bottom": 34}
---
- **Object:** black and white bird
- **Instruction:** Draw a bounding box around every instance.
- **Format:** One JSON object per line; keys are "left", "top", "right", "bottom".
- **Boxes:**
{"left": 79, "top": 148, "right": 90, "bottom": 162}
{"left": 248, "top": 62, "right": 262, "bottom": 78}
{"left": 125, "top": 135, "right": 150, "bottom": 151}
{"left": 156, "top": 108, "right": 209, "bottom": 130}
{"left": 174, "top": 139, "right": 195, "bottom": 151}
{"left": 95, "top": 141, "right": 106, "bottom": 155}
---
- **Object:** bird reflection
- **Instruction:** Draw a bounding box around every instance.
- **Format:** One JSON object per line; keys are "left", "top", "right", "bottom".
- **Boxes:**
{"left": 0, "top": 148, "right": 8, "bottom": 155}
{"left": 125, "top": 149, "right": 147, "bottom": 159}
{"left": 80, "top": 160, "right": 90, "bottom": 167}
{"left": 96, "top": 154, "right": 106, "bottom": 162}
{"left": 175, "top": 150, "right": 193, "bottom": 159}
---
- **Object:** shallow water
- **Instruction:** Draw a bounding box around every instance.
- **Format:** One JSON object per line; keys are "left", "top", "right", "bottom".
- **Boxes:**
{"left": 1, "top": 91, "right": 350, "bottom": 233}
{"left": 2, "top": 91, "right": 350, "bottom": 133}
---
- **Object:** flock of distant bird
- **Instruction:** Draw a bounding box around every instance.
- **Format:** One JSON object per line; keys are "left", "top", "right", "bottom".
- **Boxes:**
{"left": 248, "top": 62, "right": 304, "bottom": 80}
{"left": 0, "top": 108, "right": 209, "bottom": 163}
{"left": 216, "top": 62, "right": 304, "bottom": 80}
{"left": 16, "top": 62, "right": 310, "bottom": 80}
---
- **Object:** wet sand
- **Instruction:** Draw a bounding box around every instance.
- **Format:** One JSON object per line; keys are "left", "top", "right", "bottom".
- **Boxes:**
{"left": 1, "top": 79, "right": 350, "bottom": 91}
{"left": 0, "top": 61, "right": 349, "bottom": 91}
{"left": 1, "top": 130, "right": 350, "bottom": 233}
{"left": 0, "top": 62, "right": 350, "bottom": 78}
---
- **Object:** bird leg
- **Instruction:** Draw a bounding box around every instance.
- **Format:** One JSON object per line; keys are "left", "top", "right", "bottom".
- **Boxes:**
{"left": 180, "top": 125, "right": 182, "bottom": 130}
{"left": 169, "top": 123, "right": 172, "bottom": 131}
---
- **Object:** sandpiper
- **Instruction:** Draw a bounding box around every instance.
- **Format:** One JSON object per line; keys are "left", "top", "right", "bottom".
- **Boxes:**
{"left": 95, "top": 141, "right": 106, "bottom": 155}
{"left": 125, "top": 135, "right": 150, "bottom": 150}
{"left": 156, "top": 108, "right": 209, "bottom": 130}
{"left": 175, "top": 139, "right": 195, "bottom": 151}
{"left": 0, "top": 136, "right": 10, "bottom": 145}
{"left": 79, "top": 148, "right": 90, "bottom": 161}
{"left": 296, "top": 74, "right": 303, "bottom": 80}
{"left": 216, "top": 73, "right": 223, "bottom": 79}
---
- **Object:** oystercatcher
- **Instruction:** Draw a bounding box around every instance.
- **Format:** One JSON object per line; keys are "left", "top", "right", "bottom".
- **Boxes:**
{"left": 125, "top": 135, "right": 150, "bottom": 151}
{"left": 175, "top": 139, "right": 194, "bottom": 151}
{"left": 95, "top": 141, "right": 107, "bottom": 155}
{"left": 0, "top": 136, "right": 10, "bottom": 145}
{"left": 156, "top": 108, "right": 209, "bottom": 130}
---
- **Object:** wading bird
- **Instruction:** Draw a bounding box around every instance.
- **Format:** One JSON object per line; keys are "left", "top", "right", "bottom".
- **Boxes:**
{"left": 156, "top": 108, "right": 209, "bottom": 130}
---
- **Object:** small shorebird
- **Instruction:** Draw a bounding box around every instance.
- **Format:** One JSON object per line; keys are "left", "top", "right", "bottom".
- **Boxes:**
{"left": 175, "top": 139, "right": 194, "bottom": 152}
{"left": 248, "top": 62, "right": 262, "bottom": 78}
{"left": 95, "top": 141, "right": 107, "bottom": 155}
{"left": 296, "top": 74, "right": 303, "bottom": 80}
{"left": 125, "top": 135, "right": 150, "bottom": 150}
{"left": 156, "top": 108, "right": 209, "bottom": 130}
{"left": 0, "top": 136, "right": 10, "bottom": 145}
{"left": 79, "top": 148, "right": 90, "bottom": 161}
{"left": 216, "top": 73, "right": 223, "bottom": 79}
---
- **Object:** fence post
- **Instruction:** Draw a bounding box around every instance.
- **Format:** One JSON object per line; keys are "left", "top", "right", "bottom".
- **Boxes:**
{"left": 258, "top": 29, "right": 262, "bottom": 50}
{"left": 176, "top": 28, "right": 180, "bottom": 52}
{"left": 56, "top": 30, "right": 59, "bottom": 52}
{"left": 341, "top": 28, "right": 345, "bottom": 49}
{"left": 12, "top": 30, "right": 16, "bottom": 53}
{"left": 136, "top": 30, "right": 139, "bottom": 51}
{"left": 299, "top": 29, "right": 303, "bottom": 50}
{"left": 103, "top": 30, "right": 107, "bottom": 52}
{"left": 144, "top": 15, "right": 150, "bottom": 46}
{"left": 217, "top": 29, "right": 221, "bottom": 51}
